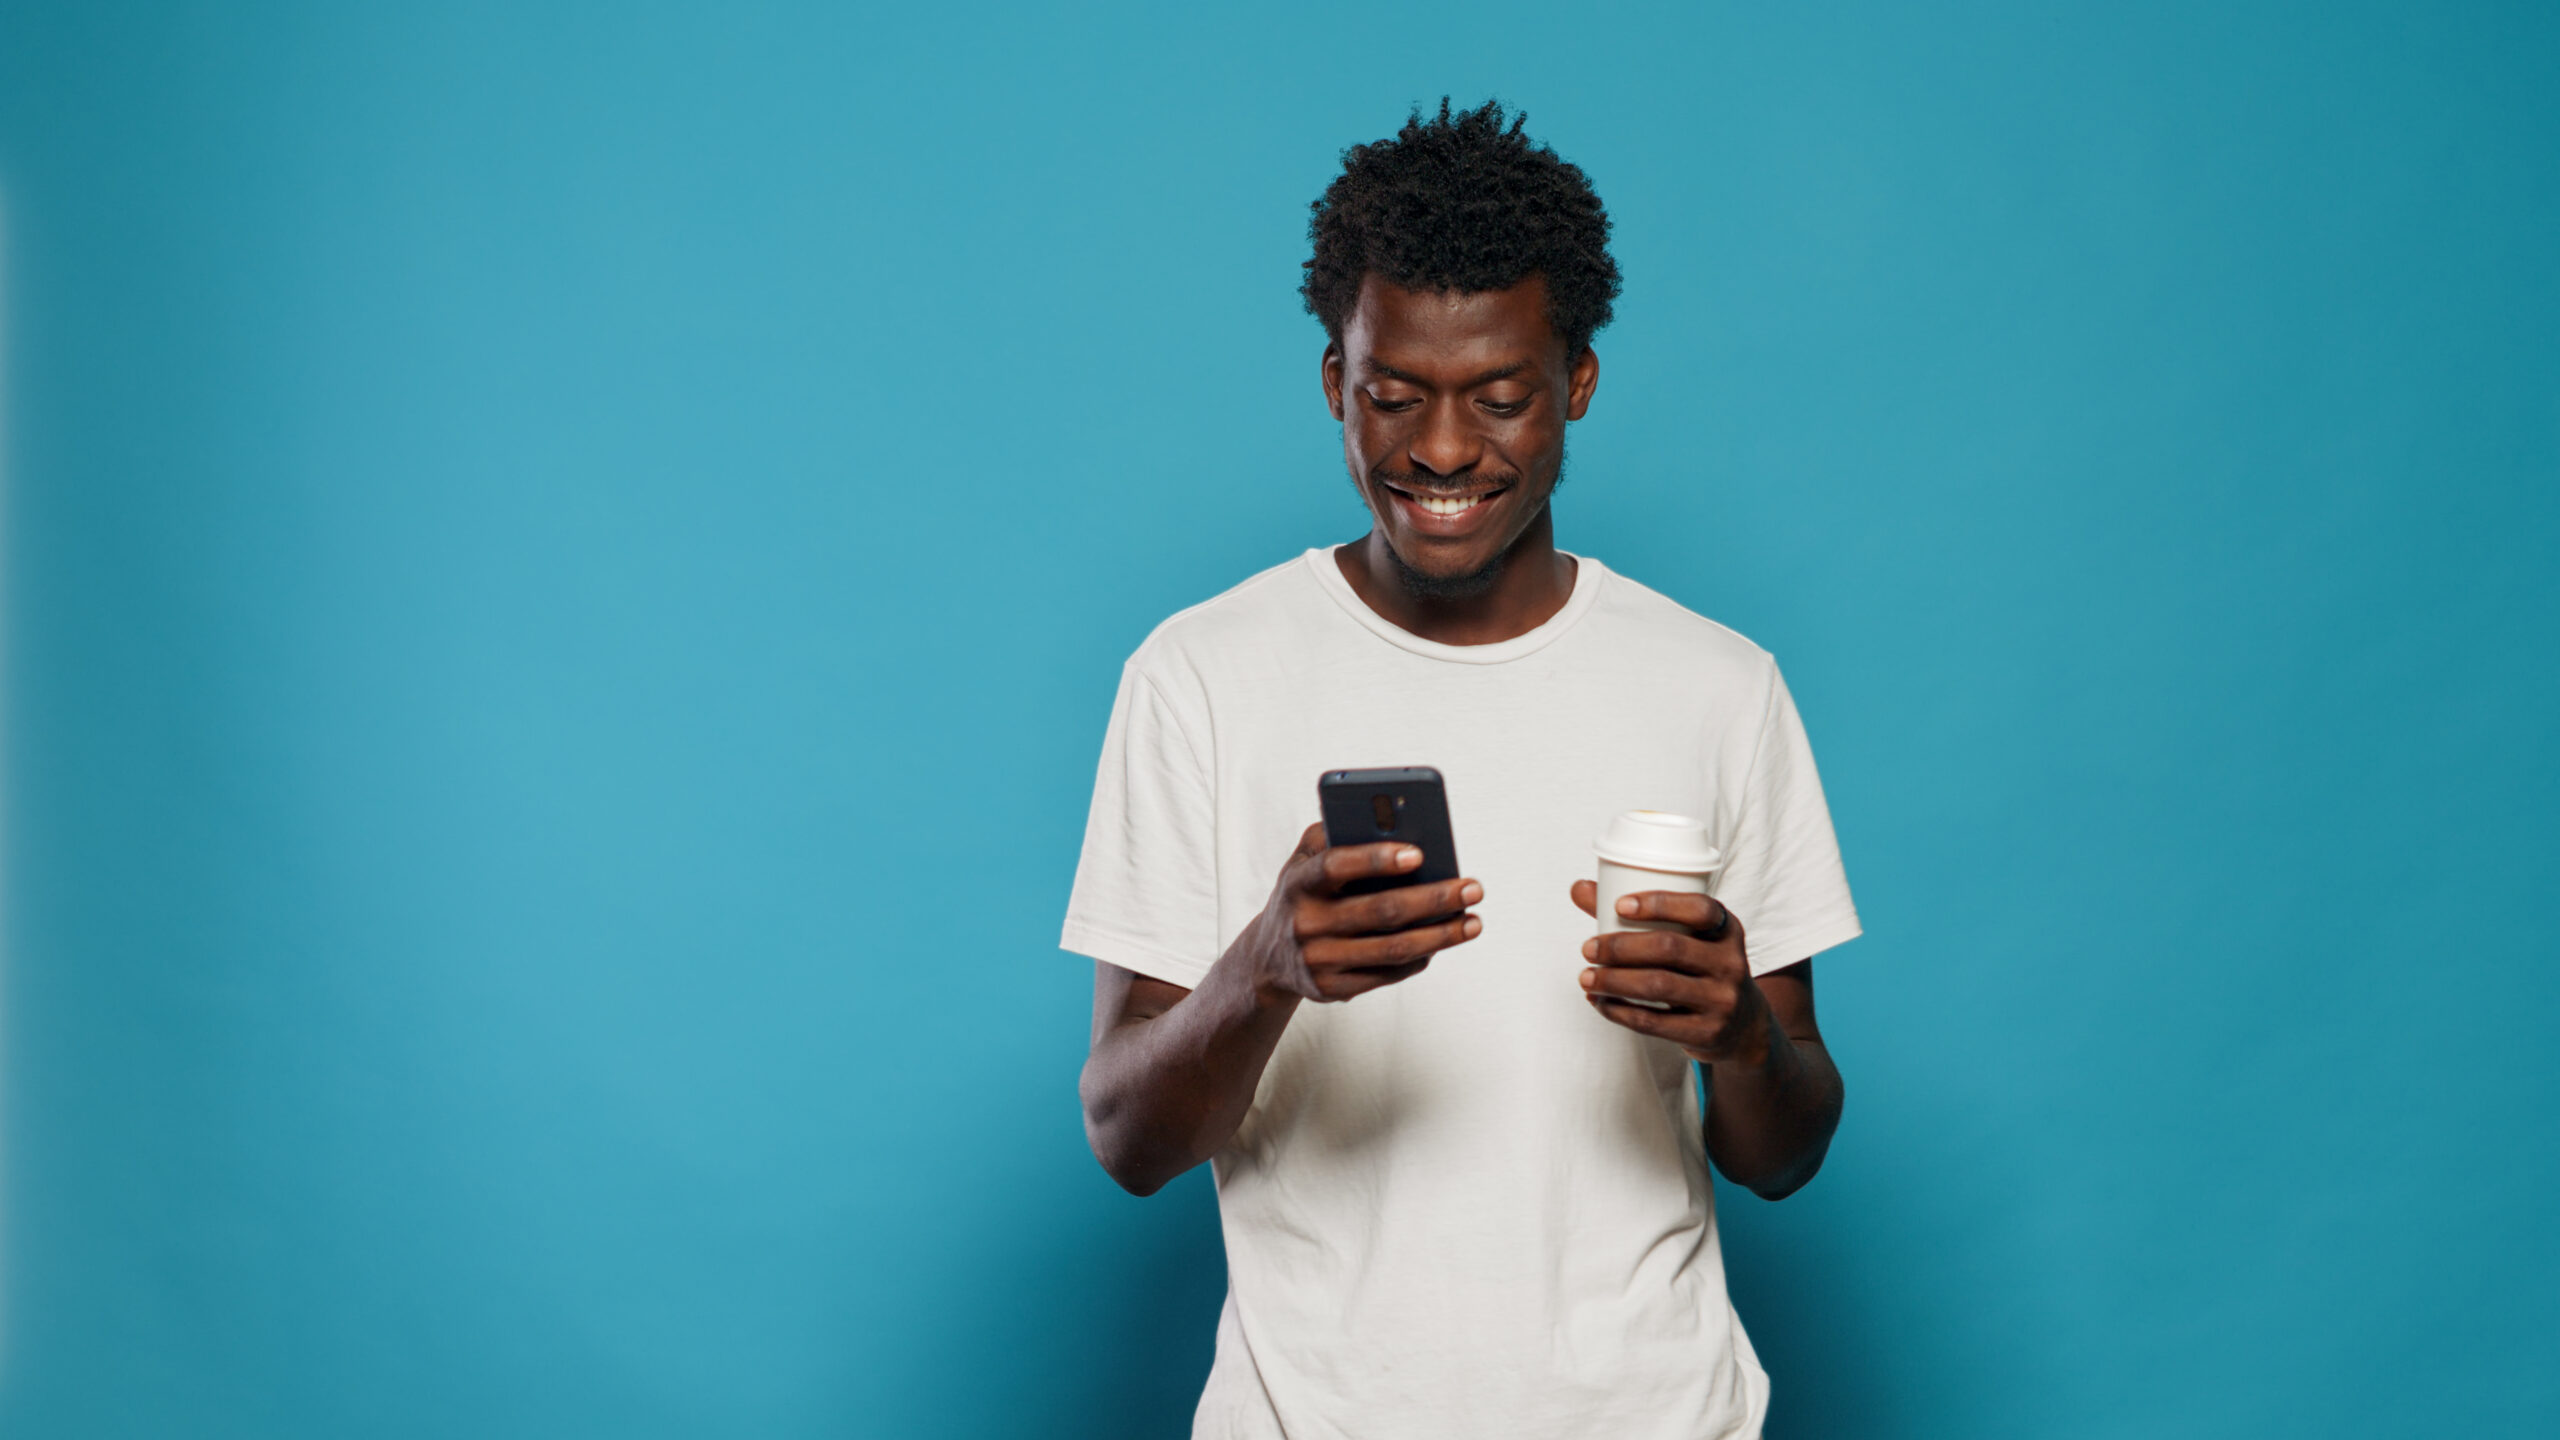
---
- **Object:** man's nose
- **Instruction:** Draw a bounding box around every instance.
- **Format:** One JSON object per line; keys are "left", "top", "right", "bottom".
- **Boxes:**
{"left": 1407, "top": 400, "right": 1483, "bottom": 479}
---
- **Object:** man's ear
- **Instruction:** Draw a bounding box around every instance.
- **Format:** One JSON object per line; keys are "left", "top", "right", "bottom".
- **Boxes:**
{"left": 1565, "top": 344, "right": 1599, "bottom": 422}
{"left": 1321, "top": 342, "right": 1346, "bottom": 422}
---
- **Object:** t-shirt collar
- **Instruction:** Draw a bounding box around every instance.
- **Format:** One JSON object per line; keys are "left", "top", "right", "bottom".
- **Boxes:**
{"left": 1302, "top": 545, "right": 1606, "bottom": 665}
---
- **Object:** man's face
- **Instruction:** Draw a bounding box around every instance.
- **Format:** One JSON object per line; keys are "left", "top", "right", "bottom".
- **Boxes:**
{"left": 1323, "top": 274, "right": 1599, "bottom": 591}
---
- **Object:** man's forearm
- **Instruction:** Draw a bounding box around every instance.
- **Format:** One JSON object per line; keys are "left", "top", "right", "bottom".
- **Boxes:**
{"left": 1080, "top": 956, "right": 1300, "bottom": 1196}
{"left": 1702, "top": 1003, "right": 1843, "bottom": 1201}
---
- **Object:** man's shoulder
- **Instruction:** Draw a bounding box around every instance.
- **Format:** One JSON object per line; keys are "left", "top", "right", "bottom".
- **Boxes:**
{"left": 1582, "top": 557, "right": 1779, "bottom": 679}
{"left": 1121, "top": 549, "right": 1332, "bottom": 687}
{"left": 1114, "top": 548, "right": 1786, "bottom": 697}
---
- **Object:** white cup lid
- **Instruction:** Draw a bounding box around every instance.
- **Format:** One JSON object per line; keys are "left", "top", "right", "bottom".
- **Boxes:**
{"left": 1593, "top": 810, "right": 1725, "bottom": 872}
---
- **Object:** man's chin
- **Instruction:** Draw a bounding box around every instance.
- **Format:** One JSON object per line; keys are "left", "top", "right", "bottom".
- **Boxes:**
{"left": 1386, "top": 538, "right": 1507, "bottom": 601}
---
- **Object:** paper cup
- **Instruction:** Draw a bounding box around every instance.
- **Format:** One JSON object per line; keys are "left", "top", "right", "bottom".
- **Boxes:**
{"left": 1593, "top": 811, "right": 1728, "bottom": 1010}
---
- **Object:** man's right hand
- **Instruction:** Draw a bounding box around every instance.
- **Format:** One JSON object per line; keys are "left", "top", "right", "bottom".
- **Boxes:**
{"left": 1235, "top": 822, "right": 1484, "bottom": 1003}
{"left": 1081, "top": 822, "right": 1480, "bottom": 1195}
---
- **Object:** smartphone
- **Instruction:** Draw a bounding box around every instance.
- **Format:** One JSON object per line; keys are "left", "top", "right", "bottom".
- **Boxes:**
{"left": 1318, "top": 767, "right": 1461, "bottom": 898}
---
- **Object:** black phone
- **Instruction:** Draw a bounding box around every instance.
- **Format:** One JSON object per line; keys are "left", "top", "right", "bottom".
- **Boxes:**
{"left": 1318, "top": 767, "right": 1461, "bottom": 898}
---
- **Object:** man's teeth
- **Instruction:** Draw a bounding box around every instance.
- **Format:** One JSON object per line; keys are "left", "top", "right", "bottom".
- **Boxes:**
{"left": 1414, "top": 493, "right": 1482, "bottom": 516}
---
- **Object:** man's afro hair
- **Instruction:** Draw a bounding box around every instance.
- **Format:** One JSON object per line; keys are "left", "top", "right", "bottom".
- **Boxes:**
{"left": 1302, "top": 98, "right": 1621, "bottom": 357}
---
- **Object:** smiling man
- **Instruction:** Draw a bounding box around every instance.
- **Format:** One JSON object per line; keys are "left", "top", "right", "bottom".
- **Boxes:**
{"left": 1063, "top": 101, "right": 1862, "bottom": 1440}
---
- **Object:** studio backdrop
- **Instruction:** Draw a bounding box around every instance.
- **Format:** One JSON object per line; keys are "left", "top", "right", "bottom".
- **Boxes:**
{"left": 0, "top": 2, "right": 2553, "bottom": 1436}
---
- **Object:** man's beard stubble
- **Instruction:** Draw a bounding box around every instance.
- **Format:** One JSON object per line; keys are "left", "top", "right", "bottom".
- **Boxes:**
{"left": 1387, "top": 535, "right": 1509, "bottom": 600}
{"left": 1358, "top": 443, "right": 1565, "bottom": 602}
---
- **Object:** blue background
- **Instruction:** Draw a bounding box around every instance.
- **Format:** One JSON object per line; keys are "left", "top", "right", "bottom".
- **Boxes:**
{"left": 2, "top": 2, "right": 2554, "bottom": 1435}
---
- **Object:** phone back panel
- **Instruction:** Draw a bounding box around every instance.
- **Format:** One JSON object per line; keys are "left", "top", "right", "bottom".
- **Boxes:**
{"left": 1318, "top": 767, "right": 1461, "bottom": 897}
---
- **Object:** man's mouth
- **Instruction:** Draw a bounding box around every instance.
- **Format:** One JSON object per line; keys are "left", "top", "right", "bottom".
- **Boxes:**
{"left": 1380, "top": 481, "right": 1508, "bottom": 519}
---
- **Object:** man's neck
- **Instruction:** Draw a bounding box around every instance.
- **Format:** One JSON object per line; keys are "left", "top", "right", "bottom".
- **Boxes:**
{"left": 1333, "top": 517, "right": 1579, "bottom": 647}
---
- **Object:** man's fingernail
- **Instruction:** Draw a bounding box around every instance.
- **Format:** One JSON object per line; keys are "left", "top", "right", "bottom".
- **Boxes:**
{"left": 1463, "top": 916, "right": 1483, "bottom": 937}
{"left": 1580, "top": 969, "right": 1598, "bottom": 989}
{"left": 1581, "top": 939, "right": 1598, "bottom": 959}
{"left": 1397, "top": 847, "right": 1423, "bottom": 865}
{"left": 1460, "top": 881, "right": 1484, "bottom": 904}
{"left": 1616, "top": 897, "right": 1639, "bottom": 916}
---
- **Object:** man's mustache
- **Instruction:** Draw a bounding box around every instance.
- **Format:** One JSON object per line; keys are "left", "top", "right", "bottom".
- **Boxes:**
{"left": 1368, "top": 468, "right": 1523, "bottom": 495}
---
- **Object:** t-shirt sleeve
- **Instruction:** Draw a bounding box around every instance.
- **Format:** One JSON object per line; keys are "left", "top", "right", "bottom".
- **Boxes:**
{"left": 1715, "top": 663, "right": 1863, "bottom": 978}
{"left": 1059, "top": 659, "right": 1223, "bottom": 989}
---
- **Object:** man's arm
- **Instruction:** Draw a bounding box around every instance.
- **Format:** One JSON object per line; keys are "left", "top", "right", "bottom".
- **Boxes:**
{"left": 1700, "top": 960, "right": 1839, "bottom": 1200}
{"left": 1569, "top": 884, "right": 1843, "bottom": 1200}
{"left": 1080, "top": 824, "right": 1482, "bottom": 1196}
{"left": 1080, "top": 962, "right": 1292, "bottom": 1198}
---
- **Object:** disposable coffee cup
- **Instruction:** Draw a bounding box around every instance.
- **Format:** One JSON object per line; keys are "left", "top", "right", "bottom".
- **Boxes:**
{"left": 1593, "top": 811, "right": 1728, "bottom": 1010}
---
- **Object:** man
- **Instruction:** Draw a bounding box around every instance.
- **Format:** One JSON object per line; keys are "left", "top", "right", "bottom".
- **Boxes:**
{"left": 1062, "top": 100, "right": 1861, "bottom": 1439}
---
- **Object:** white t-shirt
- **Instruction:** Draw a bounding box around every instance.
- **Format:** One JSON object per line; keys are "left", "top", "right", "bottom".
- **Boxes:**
{"left": 1062, "top": 547, "right": 1861, "bottom": 1440}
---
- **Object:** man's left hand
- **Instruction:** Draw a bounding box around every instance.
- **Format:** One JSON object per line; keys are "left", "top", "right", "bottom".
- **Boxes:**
{"left": 1568, "top": 881, "right": 1770, "bottom": 1067}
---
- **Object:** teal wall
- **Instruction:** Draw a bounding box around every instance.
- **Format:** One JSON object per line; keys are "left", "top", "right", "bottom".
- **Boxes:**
{"left": 1, "top": 3, "right": 2553, "bottom": 1435}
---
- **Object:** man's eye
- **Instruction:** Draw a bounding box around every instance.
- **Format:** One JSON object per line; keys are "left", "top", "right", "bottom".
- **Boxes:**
{"left": 1367, "top": 393, "right": 1422, "bottom": 412}
{"left": 1481, "top": 398, "right": 1530, "bottom": 417}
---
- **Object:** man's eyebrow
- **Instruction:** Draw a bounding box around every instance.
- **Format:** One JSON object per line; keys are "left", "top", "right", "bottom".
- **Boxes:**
{"left": 1362, "top": 360, "right": 1535, "bottom": 388}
